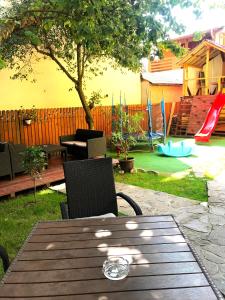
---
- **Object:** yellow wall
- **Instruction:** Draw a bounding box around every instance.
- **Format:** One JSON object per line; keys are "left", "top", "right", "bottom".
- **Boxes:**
{"left": 0, "top": 58, "right": 141, "bottom": 109}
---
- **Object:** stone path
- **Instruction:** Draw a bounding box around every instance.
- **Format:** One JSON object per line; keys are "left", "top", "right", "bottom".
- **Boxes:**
{"left": 116, "top": 178, "right": 225, "bottom": 297}
{"left": 51, "top": 175, "right": 225, "bottom": 296}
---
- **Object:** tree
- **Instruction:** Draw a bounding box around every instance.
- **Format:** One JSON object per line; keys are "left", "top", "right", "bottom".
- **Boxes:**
{"left": 22, "top": 146, "right": 47, "bottom": 203}
{"left": 0, "top": 0, "right": 199, "bottom": 129}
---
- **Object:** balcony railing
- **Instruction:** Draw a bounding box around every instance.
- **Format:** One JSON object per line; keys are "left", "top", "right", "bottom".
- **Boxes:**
{"left": 149, "top": 56, "right": 179, "bottom": 72}
{"left": 183, "top": 75, "right": 225, "bottom": 96}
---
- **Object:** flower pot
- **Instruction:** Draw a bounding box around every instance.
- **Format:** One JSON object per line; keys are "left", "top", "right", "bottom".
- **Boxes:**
{"left": 24, "top": 119, "right": 32, "bottom": 125}
{"left": 119, "top": 157, "right": 134, "bottom": 173}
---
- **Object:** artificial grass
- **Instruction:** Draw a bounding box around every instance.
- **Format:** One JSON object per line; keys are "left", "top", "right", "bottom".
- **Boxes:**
{"left": 130, "top": 151, "right": 191, "bottom": 174}
{"left": 195, "top": 136, "right": 225, "bottom": 147}
{"left": 108, "top": 150, "right": 192, "bottom": 174}
{"left": 109, "top": 136, "right": 225, "bottom": 175}
{"left": 115, "top": 172, "right": 208, "bottom": 202}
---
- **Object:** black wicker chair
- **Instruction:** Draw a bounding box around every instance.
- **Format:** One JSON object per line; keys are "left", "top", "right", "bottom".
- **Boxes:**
{"left": 59, "top": 129, "right": 106, "bottom": 159}
{"left": 0, "top": 142, "right": 12, "bottom": 180}
{"left": 8, "top": 143, "right": 26, "bottom": 178}
{"left": 60, "top": 157, "right": 142, "bottom": 219}
{"left": 0, "top": 245, "right": 10, "bottom": 272}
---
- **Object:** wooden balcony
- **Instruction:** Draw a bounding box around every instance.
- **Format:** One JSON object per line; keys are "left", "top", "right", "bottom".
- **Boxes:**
{"left": 183, "top": 75, "right": 225, "bottom": 96}
{"left": 149, "top": 56, "right": 179, "bottom": 73}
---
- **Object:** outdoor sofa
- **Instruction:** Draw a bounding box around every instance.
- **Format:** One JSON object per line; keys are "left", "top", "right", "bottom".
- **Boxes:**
{"left": 0, "top": 142, "right": 26, "bottom": 179}
{"left": 59, "top": 129, "right": 106, "bottom": 159}
{"left": 0, "top": 142, "right": 12, "bottom": 179}
{"left": 8, "top": 143, "right": 26, "bottom": 178}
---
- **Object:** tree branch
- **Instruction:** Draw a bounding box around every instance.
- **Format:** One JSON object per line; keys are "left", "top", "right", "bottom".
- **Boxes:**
{"left": 35, "top": 46, "right": 78, "bottom": 85}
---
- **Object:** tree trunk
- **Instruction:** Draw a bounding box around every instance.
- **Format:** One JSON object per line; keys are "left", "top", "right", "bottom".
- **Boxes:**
{"left": 33, "top": 177, "right": 37, "bottom": 204}
{"left": 76, "top": 85, "right": 94, "bottom": 129}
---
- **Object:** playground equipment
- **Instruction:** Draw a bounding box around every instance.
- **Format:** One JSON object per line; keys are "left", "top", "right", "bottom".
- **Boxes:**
{"left": 147, "top": 98, "right": 166, "bottom": 150}
{"left": 195, "top": 93, "right": 225, "bottom": 142}
{"left": 157, "top": 140, "right": 193, "bottom": 157}
{"left": 112, "top": 93, "right": 166, "bottom": 151}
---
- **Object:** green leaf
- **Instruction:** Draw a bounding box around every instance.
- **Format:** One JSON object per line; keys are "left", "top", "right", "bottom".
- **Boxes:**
{"left": 64, "top": 20, "right": 71, "bottom": 28}
{"left": 0, "top": 57, "right": 6, "bottom": 69}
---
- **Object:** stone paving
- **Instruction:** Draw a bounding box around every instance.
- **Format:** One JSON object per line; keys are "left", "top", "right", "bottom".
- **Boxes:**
{"left": 51, "top": 173, "right": 225, "bottom": 296}
{"left": 115, "top": 177, "right": 225, "bottom": 296}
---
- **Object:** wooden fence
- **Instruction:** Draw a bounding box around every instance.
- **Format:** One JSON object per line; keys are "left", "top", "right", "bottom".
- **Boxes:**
{"left": 0, "top": 103, "right": 177, "bottom": 146}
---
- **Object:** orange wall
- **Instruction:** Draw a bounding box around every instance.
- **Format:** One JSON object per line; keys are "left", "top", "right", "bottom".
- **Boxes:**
{"left": 141, "top": 81, "right": 182, "bottom": 104}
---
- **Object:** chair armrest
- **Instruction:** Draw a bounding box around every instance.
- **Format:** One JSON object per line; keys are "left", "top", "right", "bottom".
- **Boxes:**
{"left": 87, "top": 137, "right": 106, "bottom": 158}
{"left": 60, "top": 202, "right": 69, "bottom": 219}
{"left": 59, "top": 134, "right": 76, "bottom": 143}
{"left": 116, "top": 192, "right": 143, "bottom": 215}
{"left": 0, "top": 245, "right": 10, "bottom": 272}
{"left": 0, "top": 152, "right": 12, "bottom": 179}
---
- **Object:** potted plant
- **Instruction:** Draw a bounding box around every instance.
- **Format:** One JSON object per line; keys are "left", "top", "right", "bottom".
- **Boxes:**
{"left": 19, "top": 105, "right": 37, "bottom": 125}
{"left": 111, "top": 106, "right": 144, "bottom": 173}
{"left": 22, "top": 146, "right": 47, "bottom": 203}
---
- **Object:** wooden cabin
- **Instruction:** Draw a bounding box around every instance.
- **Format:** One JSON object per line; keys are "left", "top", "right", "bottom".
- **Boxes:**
{"left": 178, "top": 40, "right": 225, "bottom": 97}
{"left": 171, "top": 39, "right": 225, "bottom": 137}
{"left": 141, "top": 27, "right": 225, "bottom": 105}
{"left": 141, "top": 27, "right": 225, "bottom": 137}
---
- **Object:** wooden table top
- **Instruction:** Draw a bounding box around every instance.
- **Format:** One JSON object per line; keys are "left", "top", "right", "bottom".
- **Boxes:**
{"left": 0, "top": 215, "right": 222, "bottom": 299}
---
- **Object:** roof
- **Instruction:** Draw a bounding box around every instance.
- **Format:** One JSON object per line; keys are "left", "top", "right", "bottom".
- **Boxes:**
{"left": 141, "top": 69, "right": 183, "bottom": 85}
{"left": 172, "top": 27, "right": 224, "bottom": 42}
{"left": 178, "top": 39, "right": 225, "bottom": 68}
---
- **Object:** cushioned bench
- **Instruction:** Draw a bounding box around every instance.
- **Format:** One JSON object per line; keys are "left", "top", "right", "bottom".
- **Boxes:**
{"left": 59, "top": 129, "right": 106, "bottom": 159}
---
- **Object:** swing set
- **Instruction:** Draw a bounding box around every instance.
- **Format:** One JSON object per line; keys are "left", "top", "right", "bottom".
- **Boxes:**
{"left": 111, "top": 92, "right": 166, "bottom": 151}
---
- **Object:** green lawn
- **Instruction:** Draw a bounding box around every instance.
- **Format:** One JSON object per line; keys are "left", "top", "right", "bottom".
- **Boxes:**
{"left": 0, "top": 189, "right": 64, "bottom": 278}
{"left": 115, "top": 172, "right": 208, "bottom": 202}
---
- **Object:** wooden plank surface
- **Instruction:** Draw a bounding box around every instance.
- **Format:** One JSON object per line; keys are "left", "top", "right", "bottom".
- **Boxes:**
{"left": 6, "top": 262, "right": 201, "bottom": 283}
{"left": 0, "top": 274, "right": 209, "bottom": 297}
{"left": 19, "top": 243, "right": 190, "bottom": 260}
{"left": 0, "top": 215, "right": 220, "bottom": 299}
{"left": 25, "top": 234, "right": 186, "bottom": 250}
{"left": 1, "top": 287, "right": 218, "bottom": 300}
{"left": 34, "top": 221, "right": 177, "bottom": 234}
{"left": 36, "top": 215, "right": 174, "bottom": 227}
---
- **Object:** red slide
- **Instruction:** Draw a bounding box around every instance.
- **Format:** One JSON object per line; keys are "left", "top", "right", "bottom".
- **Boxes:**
{"left": 195, "top": 93, "right": 225, "bottom": 142}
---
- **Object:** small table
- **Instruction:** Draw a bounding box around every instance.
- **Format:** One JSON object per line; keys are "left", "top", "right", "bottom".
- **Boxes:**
{"left": 0, "top": 215, "right": 222, "bottom": 299}
{"left": 41, "top": 144, "right": 67, "bottom": 161}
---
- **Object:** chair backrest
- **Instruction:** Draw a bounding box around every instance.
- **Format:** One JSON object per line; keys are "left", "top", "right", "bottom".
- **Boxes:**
{"left": 75, "top": 129, "right": 104, "bottom": 141}
{"left": 0, "top": 245, "right": 10, "bottom": 272}
{"left": 0, "top": 143, "right": 12, "bottom": 178}
{"left": 63, "top": 158, "right": 118, "bottom": 218}
{"left": 8, "top": 143, "right": 26, "bottom": 174}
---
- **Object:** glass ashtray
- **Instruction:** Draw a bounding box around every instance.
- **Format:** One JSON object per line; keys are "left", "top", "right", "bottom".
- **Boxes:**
{"left": 102, "top": 256, "right": 129, "bottom": 280}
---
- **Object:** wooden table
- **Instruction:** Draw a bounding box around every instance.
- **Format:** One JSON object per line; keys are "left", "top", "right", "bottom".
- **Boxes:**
{"left": 0, "top": 215, "right": 223, "bottom": 299}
